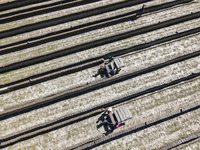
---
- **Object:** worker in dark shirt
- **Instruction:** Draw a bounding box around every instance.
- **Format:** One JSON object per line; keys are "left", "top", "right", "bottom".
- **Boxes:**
{"left": 97, "top": 115, "right": 111, "bottom": 131}
{"left": 100, "top": 116, "right": 111, "bottom": 125}
{"left": 98, "top": 65, "right": 105, "bottom": 74}
{"left": 141, "top": 4, "right": 145, "bottom": 14}
{"left": 97, "top": 108, "right": 112, "bottom": 128}
{"left": 109, "top": 56, "right": 114, "bottom": 62}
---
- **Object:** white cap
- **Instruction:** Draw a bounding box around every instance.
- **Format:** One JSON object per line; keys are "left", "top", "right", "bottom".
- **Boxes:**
{"left": 108, "top": 107, "right": 112, "bottom": 112}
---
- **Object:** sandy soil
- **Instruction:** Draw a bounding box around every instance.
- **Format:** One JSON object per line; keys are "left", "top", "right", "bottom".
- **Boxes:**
{"left": 0, "top": 0, "right": 125, "bottom": 30}
{"left": 1, "top": 2, "right": 199, "bottom": 66}
{"left": 94, "top": 109, "right": 200, "bottom": 150}
{"left": 0, "top": 0, "right": 200, "bottom": 149}
{"left": 1, "top": 33, "right": 199, "bottom": 108}
{"left": 0, "top": 0, "right": 16, "bottom": 4}
{"left": 1, "top": 12, "right": 200, "bottom": 84}
{"left": 0, "top": 0, "right": 174, "bottom": 45}
{"left": 172, "top": 138, "right": 200, "bottom": 150}
{"left": 2, "top": 78, "right": 199, "bottom": 149}
{"left": 0, "top": 0, "right": 66, "bottom": 14}
{"left": 1, "top": 58, "right": 200, "bottom": 137}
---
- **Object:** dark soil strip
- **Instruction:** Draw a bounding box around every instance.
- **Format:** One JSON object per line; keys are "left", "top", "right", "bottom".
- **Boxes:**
{"left": 0, "top": 0, "right": 101, "bottom": 24}
{"left": 0, "top": 26, "right": 199, "bottom": 93}
{"left": 0, "top": 0, "right": 192, "bottom": 54}
{"left": 1, "top": 11, "right": 199, "bottom": 73}
{"left": 0, "top": 0, "right": 51, "bottom": 12}
{"left": 0, "top": 50, "right": 199, "bottom": 119}
{"left": 65, "top": 101, "right": 200, "bottom": 150}
{"left": 1, "top": 91, "right": 199, "bottom": 148}
{"left": 170, "top": 137, "right": 200, "bottom": 150}
{"left": 159, "top": 132, "right": 200, "bottom": 150}
{"left": 0, "top": 108, "right": 104, "bottom": 148}
{"left": 0, "top": 59, "right": 104, "bottom": 94}
{"left": 0, "top": 0, "right": 152, "bottom": 39}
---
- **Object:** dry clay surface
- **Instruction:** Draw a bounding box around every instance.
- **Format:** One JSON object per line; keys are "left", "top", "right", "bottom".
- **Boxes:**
{"left": 1, "top": 55, "right": 200, "bottom": 136}
{"left": 2, "top": 77, "right": 200, "bottom": 149}
{"left": 94, "top": 109, "right": 200, "bottom": 150}
{"left": 172, "top": 138, "right": 200, "bottom": 150}
{"left": 1, "top": 1, "right": 199, "bottom": 67}
{"left": 0, "top": 1, "right": 199, "bottom": 83}
{"left": 0, "top": 0, "right": 174, "bottom": 45}
{"left": 1, "top": 33, "right": 200, "bottom": 108}
{"left": 0, "top": 0, "right": 200, "bottom": 149}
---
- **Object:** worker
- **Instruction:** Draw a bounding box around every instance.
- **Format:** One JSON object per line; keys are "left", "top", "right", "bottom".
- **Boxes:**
{"left": 141, "top": 4, "right": 145, "bottom": 14}
{"left": 109, "top": 56, "right": 114, "bottom": 62}
{"left": 97, "top": 115, "right": 111, "bottom": 130}
{"left": 97, "top": 107, "right": 112, "bottom": 124}
{"left": 107, "top": 107, "right": 112, "bottom": 113}
{"left": 98, "top": 65, "right": 105, "bottom": 74}
{"left": 102, "top": 116, "right": 111, "bottom": 125}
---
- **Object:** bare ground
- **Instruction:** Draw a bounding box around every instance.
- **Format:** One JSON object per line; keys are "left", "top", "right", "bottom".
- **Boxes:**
{"left": 94, "top": 109, "right": 200, "bottom": 150}
{"left": 0, "top": 0, "right": 200, "bottom": 149}
{"left": 2, "top": 77, "right": 199, "bottom": 149}
{"left": 1, "top": 33, "right": 199, "bottom": 108}
{"left": 1, "top": 58, "right": 200, "bottom": 137}
{"left": 1, "top": 1, "right": 199, "bottom": 66}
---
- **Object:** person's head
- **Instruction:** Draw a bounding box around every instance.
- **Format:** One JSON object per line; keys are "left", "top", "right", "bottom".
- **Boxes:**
{"left": 100, "top": 65, "right": 105, "bottom": 69}
{"left": 108, "top": 107, "right": 112, "bottom": 113}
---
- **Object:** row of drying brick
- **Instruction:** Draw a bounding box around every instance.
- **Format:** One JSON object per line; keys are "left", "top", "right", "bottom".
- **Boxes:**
{"left": 1, "top": 11, "right": 199, "bottom": 74}
{"left": 66, "top": 101, "right": 200, "bottom": 150}
{"left": 0, "top": 0, "right": 150, "bottom": 39}
{"left": 0, "top": 23, "right": 199, "bottom": 94}
{"left": 1, "top": 49, "right": 200, "bottom": 118}
{"left": 0, "top": 71, "right": 199, "bottom": 148}
{"left": 0, "top": 0, "right": 191, "bottom": 54}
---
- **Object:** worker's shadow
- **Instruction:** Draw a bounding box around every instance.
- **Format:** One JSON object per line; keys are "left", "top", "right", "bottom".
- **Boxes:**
{"left": 93, "top": 69, "right": 109, "bottom": 78}
{"left": 96, "top": 113, "right": 113, "bottom": 135}
{"left": 131, "top": 12, "right": 143, "bottom": 21}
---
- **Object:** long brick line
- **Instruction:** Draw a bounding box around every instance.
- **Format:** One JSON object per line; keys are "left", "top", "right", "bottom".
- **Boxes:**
{"left": 0, "top": 49, "right": 200, "bottom": 118}
{"left": 65, "top": 101, "right": 200, "bottom": 150}
{"left": 159, "top": 132, "right": 200, "bottom": 149}
{"left": 0, "top": 0, "right": 153, "bottom": 39}
{"left": 0, "top": 0, "right": 192, "bottom": 54}
{"left": 0, "top": 72, "right": 199, "bottom": 148}
{"left": 1, "top": 11, "right": 199, "bottom": 74}
{"left": 0, "top": 0, "right": 101, "bottom": 24}
{"left": 0, "top": 25, "right": 199, "bottom": 93}
{"left": 0, "top": 0, "right": 50, "bottom": 11}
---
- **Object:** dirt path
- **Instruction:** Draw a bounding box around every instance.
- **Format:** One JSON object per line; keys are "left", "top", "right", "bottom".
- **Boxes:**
{"left": 0, "top": 0, "right": 200, "bottom": 149}
{"left": 2, "top": 77, "right": 199, "bottom": 149}
{"left": 172, "top": 137, "right": 200, "bottom": 150}
{"left": 94, "top": 109, "right": 200, "bottom": 150}
{"left": 1, "top": 33, "right": 199, "bottom": 108}
{"left": 0, "top": 0, "right": 173, "bottom": 45}
{"left": 1, "top": 2, "right": 199, "bottom": 66}
{"left": 1, "top": 56, "right": 199, "bottom": 137}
